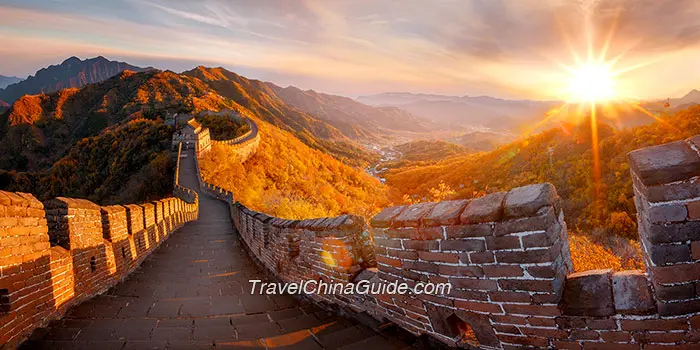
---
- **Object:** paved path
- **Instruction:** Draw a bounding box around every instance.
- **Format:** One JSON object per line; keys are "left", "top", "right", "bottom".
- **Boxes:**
{"left": 23, "top": 150, "right": 420, "bottom": 349}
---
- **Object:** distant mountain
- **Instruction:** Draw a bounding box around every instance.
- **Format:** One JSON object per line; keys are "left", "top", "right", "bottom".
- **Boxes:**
{"left": 357, "top": 92, "right": 559, "bottom": 132}
{"left": 0, "top": 56, "right": 150, "bottom": 103}
{"left": 0, "top": 75, "right": 22, "bottom": 89}
{"left": 266, "top": 85, "right": 442, "bottom": 140}
{"left": 671, "top": 89, "right": 700, "bottom": 107}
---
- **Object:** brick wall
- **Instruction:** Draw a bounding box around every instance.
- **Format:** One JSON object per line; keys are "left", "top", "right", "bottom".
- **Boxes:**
{"left": 1, "top": 145, "right": 200, "bottom": 348}
{"left": 628, "top": 136, "right": 700, "bottom": 317}
{"left": 0, "top": 191, "right": 199, "bottom": 348}
{"left": 196, "top": 133, "right": 700, "bottom": 348}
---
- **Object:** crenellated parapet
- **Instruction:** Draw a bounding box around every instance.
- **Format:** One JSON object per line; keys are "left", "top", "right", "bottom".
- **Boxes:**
{"left": 0, "top": 191, "right": 199, "bottom": 348}
{"left": 1, "top": 142, "right": 201, "bottom": 349}
{"left": 196, "top": 133, "right": 700, "bottom": 348}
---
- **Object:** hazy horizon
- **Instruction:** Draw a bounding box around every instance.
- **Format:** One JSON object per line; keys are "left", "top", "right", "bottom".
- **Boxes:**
{"left": 1, "top": 0, "right": 700, "bottom": 100}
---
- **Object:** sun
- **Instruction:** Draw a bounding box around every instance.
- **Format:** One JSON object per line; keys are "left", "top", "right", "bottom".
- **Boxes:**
{"left": 566, "top": 62, "right": 617, "bottom": 103}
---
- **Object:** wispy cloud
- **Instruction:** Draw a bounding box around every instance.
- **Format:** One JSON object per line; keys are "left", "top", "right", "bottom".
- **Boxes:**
{"left": 1, "top": 0, "right": 700, "bottom": 98}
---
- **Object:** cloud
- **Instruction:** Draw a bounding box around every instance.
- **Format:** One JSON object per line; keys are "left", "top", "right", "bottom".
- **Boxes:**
{"left": 142, "top": 1, "right": 229, "bottom": 28}
{"left": 1, "top": 0, "right": 700, "bottom": 99}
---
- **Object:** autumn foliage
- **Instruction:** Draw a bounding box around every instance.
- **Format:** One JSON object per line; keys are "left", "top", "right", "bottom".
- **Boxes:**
{"left": 199, "top": 119, "right": 388, "bottom": 220}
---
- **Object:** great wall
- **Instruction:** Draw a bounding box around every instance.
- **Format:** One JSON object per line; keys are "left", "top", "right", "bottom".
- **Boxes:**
{"left": 1, "top": 115, "right": 699, "bottom": 349}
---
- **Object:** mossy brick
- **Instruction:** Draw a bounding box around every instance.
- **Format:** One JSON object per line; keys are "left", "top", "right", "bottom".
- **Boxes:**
{"left": 422, "top": 199, "right": 469, "bottom": 226}
{"left": 461, "top": 191, "right": 506, "bottom": 223}
{"left": 628, "top": 140, "right": 700, "bottom": 186}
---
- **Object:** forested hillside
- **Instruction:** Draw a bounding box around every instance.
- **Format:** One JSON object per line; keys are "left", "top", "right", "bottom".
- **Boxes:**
{"left": 199, "top": 118, "right": 388, "bottom": 220}
{"left": 0, "top": 119, "right": 174, "bottom": 204}
{"left": 0, "top": 70, "right": 230, "bottom": 171}
{"left": 182, "top": 67, "right": 378, "bottom": 167}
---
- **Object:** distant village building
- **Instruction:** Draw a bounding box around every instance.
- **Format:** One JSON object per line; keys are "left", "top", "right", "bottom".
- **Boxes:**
{"left": 172, "top": 118, "right": 211, "bottom": 157}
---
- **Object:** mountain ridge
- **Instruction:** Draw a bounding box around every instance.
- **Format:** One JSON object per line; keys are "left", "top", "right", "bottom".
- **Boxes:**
{"left": 0, "top": 56, "right": 151, "bottom": 103}
{"left": 0, "top": 75, "right": 22, "bottom": 89}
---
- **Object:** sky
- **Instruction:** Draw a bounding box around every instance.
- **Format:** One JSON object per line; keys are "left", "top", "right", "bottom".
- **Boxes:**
{"left": 0, "top": 0, "right": 699, "bottom": 99}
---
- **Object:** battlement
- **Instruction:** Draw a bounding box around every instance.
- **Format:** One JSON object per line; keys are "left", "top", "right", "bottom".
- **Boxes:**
{"left": 196, "top": 131, "right": 700, "bottom": 348}
{"left": 0, "top": 143, "right": 200, "bottom": 348}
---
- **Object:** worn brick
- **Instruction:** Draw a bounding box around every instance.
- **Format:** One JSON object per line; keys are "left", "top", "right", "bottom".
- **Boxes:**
{"left": 469, "top": 251, "right": 494, "bottom": 264}
{"left": 438, "top": 265, "right": 484, "bottom": 277}
{"left": 449, "top": 278, "right": 499, "bottom": 291}
{"left": 599, "top": 331, "right": 632, "bottom": 342}
{"left": 440, "top": 239, "right": 485, "bottom": 252}
{"left": 489, "top": 291, "right": 531, "bottom": 303}
{"left": 648, "top": 204, "right": 689, "bottom": 223}
{"left": 418, "top": 251, "right": 458, "bottom": 263}
{"left": 393, "top": 202, "right": 437, "bottom": 227}
{"left": 499, "top": 279, "right": 556, "bottom": 293}
{"left": 495, "top": 243, "right": 560, "bottom": 264}
{"left": 620, "top": 318, "right": 688, "bottom": 331}
{"left": 651, "top": 263, "right": 700, "bottom": 284}
{"left": 628, "top": 139, "right": 700, "bottom": 186}
{"left": 612, "top": 270, "right": 656, "bottom": 315}
{"left": 402, "top": 240, "right": 439, "bottom": 251}
{"left": 693, "top": 241, "right": 700, "bottom": 260}
{"left": 503, "top": 183, "right": 557, "bottom": 219}
{"left": 445, "top": 223, "right": 493, "bottom": 238}
{"left": 483, "top": 265, "right": 524, "bottom": 277}
{"left": 460, "top": 192, "right": 506, "bottom": 223}
{"left": 649, "top": 243, "right": 691, "bottom": 265}
{"left": 485, "top": 236, "right": 521, "bottom": 250}
{"left": 370, "top": 205, "right": 406, "bottom": 227}
{"left": 376, "top": 255, "right": 402, "bottom": 268}
{"left": 422, "top": 199, "right": 469, "bottom": 226}
{"left": 502, "top": 303, "right": 561, "bottom": 316}
{"left": 688, "top": 200, "right": 700, "bottom": 220}
{"left": 562, "top": 269, "right": 615, "bottom": 317}
{"left": 453, "top": 300, "right": 503, "bottom": 314}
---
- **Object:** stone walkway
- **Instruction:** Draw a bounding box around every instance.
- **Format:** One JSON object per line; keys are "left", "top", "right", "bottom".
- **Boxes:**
{"left": 22, "top": 151, "right": 421, "bottom": 349}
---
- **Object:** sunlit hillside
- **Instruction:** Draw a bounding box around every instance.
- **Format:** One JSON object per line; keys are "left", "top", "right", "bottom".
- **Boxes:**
{"left": 0, "top": 70, "right": 234, "bottom": 171}
{"left": 385, "top": 106, "right": 700, "bottom": 241}
{"left": 183, "top": 66, "right": 377, "bottom": 167}
{"left": 199, "top": 118, "right": 389, "bottom": 220}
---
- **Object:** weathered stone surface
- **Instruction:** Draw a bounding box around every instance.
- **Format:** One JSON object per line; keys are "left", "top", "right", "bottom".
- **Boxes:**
{"left": 639, "top": 218, "right": 700, "bottom": 244}
{"left": 561, "top": 269, "right": 615, "bottom": 317}
{"left": 393, "top": 202, "right": 437, "bottom": 227}
{"left": 422, "top": 199, "right": 469, "bottom": 226}
{"left": 44, "top": 197, "right": 101, "bottom": 211}
{"left": 503, "top": 183, "right": 556, "bottom": 219}
{"left": 648, "top": 243, "right": 691, "bottom": 265}
{"left": 370, "top": 205, "right": 405, "bottom": 228}
{"left": 628, "top": 140, "right": 700, "bottom": 186}
{"left": 612, "top": 270, "right": 655, "bottom": 315}
{"left": 648, "top": 204, "right": 688, "bottom": 223}
{"left": 689, "top": 200, "right": 700, "bottom": 220}
{"left": 634, "top": 175, "right": 700, "bottom": 203}
{"left": 461, "top": 192, "right": 506, "bottom": 223}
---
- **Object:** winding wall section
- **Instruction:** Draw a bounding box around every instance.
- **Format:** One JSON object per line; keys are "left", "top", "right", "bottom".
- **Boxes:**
{"left": 197, "top": 118, "right": 700, "bottom": 349}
